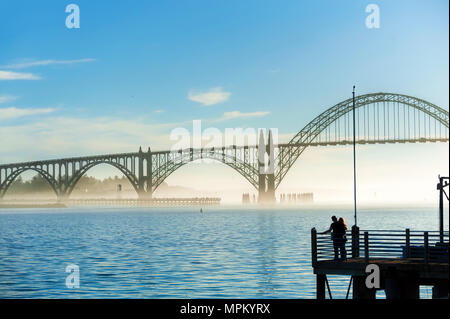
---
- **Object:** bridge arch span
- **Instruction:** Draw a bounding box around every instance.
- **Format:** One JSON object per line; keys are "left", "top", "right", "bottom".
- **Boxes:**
{"left": 152, "top": 150, "right": 259, "bottom": 193}
{"left": 0, "top": 167, "right": 59, "bottom": 198}
{"left": 275, "top": 92, "right": 449, "bottom": 188}
{"left": 65, "top": 161, "right": 140, "bottom": 198}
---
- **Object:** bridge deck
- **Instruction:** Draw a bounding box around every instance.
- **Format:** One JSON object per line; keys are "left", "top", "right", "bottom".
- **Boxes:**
{"left": 0, "top": 137, "right": 447, "bottom": 168}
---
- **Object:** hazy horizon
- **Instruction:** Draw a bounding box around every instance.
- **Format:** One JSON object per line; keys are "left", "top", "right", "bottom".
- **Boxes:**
{"left": 6, "top": 142, "right": 448, "bottom": 206}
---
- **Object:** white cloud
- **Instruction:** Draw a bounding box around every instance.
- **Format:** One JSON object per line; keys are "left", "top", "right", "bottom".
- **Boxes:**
{"left": 0, "top": 70, "right": 41, "bottom": 80}
{"left": 0, "top": 95, "right": 17, "bottom": 104}
{"left": 0, "top": 116, "right": 178, "bottom": 162}
{"left": 220, "top": 110, "right": 270, "bottom": 120}
{"left": 0, "top": 107, "right": 55, "bottom": 120}
{"left": 2, "top": 58, "right": 96, "bottom": 69}
{"left": 0, "top": 108, "right": 270, "bottom": 162}
{"left": 188, "top": 87, "right": 231, "bottom": 106}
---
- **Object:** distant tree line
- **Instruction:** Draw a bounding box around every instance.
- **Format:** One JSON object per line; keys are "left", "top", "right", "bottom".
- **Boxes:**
{"left": 8, "top": 175, "right": 54, "bottom": 194}
{"left": 7, "top": 174, "right": 135, "bottom": 195}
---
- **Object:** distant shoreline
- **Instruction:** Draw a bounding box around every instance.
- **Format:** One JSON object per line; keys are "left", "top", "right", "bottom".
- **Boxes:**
{"left": 0, "top": 203, "right": 67, "bottom": 209}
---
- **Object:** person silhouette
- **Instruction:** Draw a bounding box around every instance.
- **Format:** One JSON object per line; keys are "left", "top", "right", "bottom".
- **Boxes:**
{"left": 319, "top": 216, "right": 340, "bottom": 260}
{"left": 334, "top": 217, "right": 348, "bottom": 260}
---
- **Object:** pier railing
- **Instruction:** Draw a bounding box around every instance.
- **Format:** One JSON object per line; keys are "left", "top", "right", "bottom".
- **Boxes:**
{"left": 311, "top": 227, "right": 449, "bottom": 265}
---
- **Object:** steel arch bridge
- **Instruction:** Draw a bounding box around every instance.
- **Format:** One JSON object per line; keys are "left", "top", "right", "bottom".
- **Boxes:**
{"left": 275, "top": 92, "right": 449, "bottom": 188}
{"left": 0, "top": 92, "right": 448, "bottom": 202}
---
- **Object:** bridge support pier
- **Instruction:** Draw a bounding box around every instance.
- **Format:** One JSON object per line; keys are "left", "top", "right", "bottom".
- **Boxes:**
{"left": 137, "top": 146, "right": 153, "bottom": 200}
{"left": 258, "top": 173, "right": 275, "bottom": 204}
{"left": 56, "top": 193, "right": 68, "bottom": 203}
{"left": 258, "top": 130, "right": 276, "bottom": 204}
{"left": 138, "top": 190, "right": 153, "bottom": 200}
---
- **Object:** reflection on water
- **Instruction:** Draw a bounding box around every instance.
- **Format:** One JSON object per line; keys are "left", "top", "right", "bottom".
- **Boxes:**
{"left": 0, "top": 206, "right": 447, "bottom": 298}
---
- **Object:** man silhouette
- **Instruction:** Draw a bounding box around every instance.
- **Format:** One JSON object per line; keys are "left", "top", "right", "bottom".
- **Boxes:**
{"left": 319, "top": 216, "right": 342, "bottom": 260}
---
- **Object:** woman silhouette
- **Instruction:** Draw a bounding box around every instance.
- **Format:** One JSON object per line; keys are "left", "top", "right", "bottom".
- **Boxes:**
{"left": 335, "top": 217, "right": 348, "bottom": 260}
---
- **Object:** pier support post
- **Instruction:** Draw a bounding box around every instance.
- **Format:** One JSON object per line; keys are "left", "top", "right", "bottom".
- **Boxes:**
{"left": 405, "top": 229, "right": 410, "bottom": 258}
{"left": 351, "top": 225, "right": 360, "bottom": 258}
{"left": 352, "top": 276, "right": 376, "bottom": 299}
{"left": 432, "top": 280, "right": 449, "bottom": 299}
{"left": 438, "top": 176, "right": 445, "bottom": 243}
{"left": 424, "top": 231, "right": 429, "bottom": 265}
{"left": 316, "top": 274, "right": 326, "bottom": 299}
{"left": 364, "top": 232, "right": 369, "bottom": 263}
{"left": 311, "top": 228, "right": 318, "bottom": 267}
{"left": 384, "top": 276, "right": 419, "bottom": 299}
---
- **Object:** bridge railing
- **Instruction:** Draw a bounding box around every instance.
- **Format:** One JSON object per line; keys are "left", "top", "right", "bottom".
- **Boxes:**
{"left": 311, "top": 227, "right": 449, "bottom": 266}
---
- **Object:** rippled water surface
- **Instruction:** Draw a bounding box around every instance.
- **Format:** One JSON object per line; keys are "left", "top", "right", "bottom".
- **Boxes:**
{"left": 0, "top": 206, "right": 447, "bottom": 298}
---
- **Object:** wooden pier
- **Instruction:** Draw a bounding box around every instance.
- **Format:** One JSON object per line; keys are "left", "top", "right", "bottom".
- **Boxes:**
{"left": 0, "top": 197, "right": 221, "bottom": 207}
{"left": 66, "top": 197, "right": 221, "bottom": 207}
{"left": 311, "top": 227, "right": 449, "bottom": 299}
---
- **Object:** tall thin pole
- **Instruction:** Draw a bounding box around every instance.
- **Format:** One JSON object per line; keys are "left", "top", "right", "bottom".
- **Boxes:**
{"left": 438, "top": 175, "right": 444, "bottom": 243}
{"left": 352, "top": 86, "right": 357, "bottom": 226}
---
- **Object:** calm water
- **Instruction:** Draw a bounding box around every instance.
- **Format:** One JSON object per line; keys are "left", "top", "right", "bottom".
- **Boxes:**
{"left": 0, "top": 206, "right": 447, "bottom": 298}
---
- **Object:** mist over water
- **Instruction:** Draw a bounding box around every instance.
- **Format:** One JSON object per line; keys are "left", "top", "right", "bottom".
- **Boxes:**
{"left": 0, "top": 206, "right": 447, "bottom": 298}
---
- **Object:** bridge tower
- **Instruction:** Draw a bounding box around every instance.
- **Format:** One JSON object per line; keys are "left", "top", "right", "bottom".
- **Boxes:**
{"left": 258, "top": 130, "right": 276, "bottom": 204}
{"left": 137, "top": 146, "right": 153, "bottom": 199}
{"left": 146, "top": 146, "right": 152, "bottom": 199}
{"left": 56, "top": 161, "right": 69, "bottom": 202}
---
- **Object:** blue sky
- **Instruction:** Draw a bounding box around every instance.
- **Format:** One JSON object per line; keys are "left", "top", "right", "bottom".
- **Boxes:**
{"left": 0, "top": 0, "right": 448, "bottom": 202}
